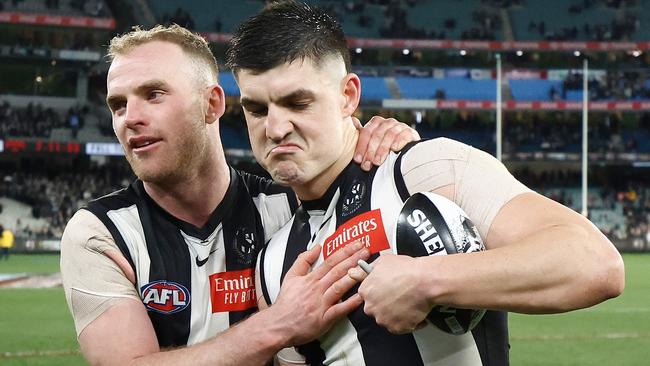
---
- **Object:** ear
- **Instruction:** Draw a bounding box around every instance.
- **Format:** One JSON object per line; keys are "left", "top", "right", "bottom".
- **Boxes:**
{"left": 205, "top": 84, "right": 226, "bottom": 124}
{"left": 341, "top": 73, "right": 361, "bottom": 118}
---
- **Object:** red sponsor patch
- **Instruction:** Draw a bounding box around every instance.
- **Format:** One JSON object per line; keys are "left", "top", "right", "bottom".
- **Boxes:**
{"left": 323, "top": 209, "right": 390, "bottom": 260}
{"left": 210, "top": 268, "right": 256, "bottom": 313}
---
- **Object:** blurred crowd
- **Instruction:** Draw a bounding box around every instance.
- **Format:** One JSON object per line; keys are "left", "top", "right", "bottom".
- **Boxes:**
{"left": 515, "top": 169, "right": 650, "bottom": 249}
{"left": 0, "top": 101, "right": 88, "bottom": 139}
{"left": 0, "top": 160, "right": 132, "bottom": 239}
{"left": 556, "top": 71, "right": 650, "bottom": 101}
{"left": 0, "top": 0, "right": 109, "bottom": 17}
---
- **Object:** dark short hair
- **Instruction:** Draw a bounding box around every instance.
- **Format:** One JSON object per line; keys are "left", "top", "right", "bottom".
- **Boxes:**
{"left": 226, "top": 0, "right": 351, "bottom": 74}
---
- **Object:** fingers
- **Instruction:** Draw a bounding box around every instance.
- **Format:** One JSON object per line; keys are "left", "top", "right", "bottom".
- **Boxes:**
{"left": 353, "top": 117, "right": 375, "bottom": 165}
{"left": 359, "top": 118, "right": 393, "bottom": 170}
{"left": 347, "top": 265, "right": 369, "bottom": 283}
{"left": 415, "top": 320, "right": 428, "bottom": 331}
{"left": 322, "top": 267, "right": 362, "bottom": 305}
{"left": 391, "top": 126, "right": 421, "bottom": 151}
{"left": 386, "top": 321, "right": 425, "bottom": 335}
{"left": 354, "top": 116, "right": 421, "bottom": 171}
{"left": 317, "top": 244, "right": 369, "bottom": 290}
{"left": 352, "top": 116, "right": 363, "bottom": 131}
{"left": 371, "top": 124, "right": 407, "bottom": 165}
{"left": 323, "top": 293, "right": 363, "bottom": 324}
{"left": 310, "top": 240, "right": 363, "bottom": 280}
{"left": 284, "top": 244, "right": 322, "bottom": 278}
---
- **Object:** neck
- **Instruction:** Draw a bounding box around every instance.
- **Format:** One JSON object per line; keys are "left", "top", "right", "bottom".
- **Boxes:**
{"left": 143, "top": 138, "right": 230, "bottom": 228}
{"left": 294, "top": 127, "right": 358, "bottom": 201}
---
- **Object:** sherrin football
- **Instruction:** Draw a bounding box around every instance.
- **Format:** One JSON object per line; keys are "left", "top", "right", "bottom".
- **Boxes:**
{"left": 395, "top": 191, "right": 486, "bottom": 335}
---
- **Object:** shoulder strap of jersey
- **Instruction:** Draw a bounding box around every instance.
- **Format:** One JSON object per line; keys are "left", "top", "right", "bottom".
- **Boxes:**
{"left": 393, "top": 140, "right": 424, "bottom": 203}
{"left": 236, "top": 168, "right": 299, "bottom": 214}
{"left": 83, "top": 186, "right": 139, "bottom": 279}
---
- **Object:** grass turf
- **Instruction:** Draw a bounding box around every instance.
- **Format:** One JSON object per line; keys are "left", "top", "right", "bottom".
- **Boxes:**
{"left": 0, "top": 254, "right": 61, "bottom": 275}
{"left": 0, "top": 253, "right": 648, "bottom": 365}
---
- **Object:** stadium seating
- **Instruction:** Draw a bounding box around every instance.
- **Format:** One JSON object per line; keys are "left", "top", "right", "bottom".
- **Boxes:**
{"left": 397, "top": 77, "right": 496, "bottom": 100}
{"left": 1, "top": 0, "right": 111, "bottom": 17}
{"left": 360, "top": 76, "right": 392, "bottom": 101}
{"left": 509, "top": 0, "right": 618, "bottom": 40}
{"left": 219, "top": 72, "right": 240, "bottom": 97}
{"left": 508, "top": 79, "right": 562, "bottom": 101}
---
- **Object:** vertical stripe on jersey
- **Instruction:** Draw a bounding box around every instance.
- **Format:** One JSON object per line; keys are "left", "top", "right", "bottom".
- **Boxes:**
{"left": 105, "top": 205, "right": 151, "bottom": 290}
{"left": 136, "top": 192, "right": 193, "bottom": 348}
{"left": 221, "top": 175, "right": 265, "bottom": 326}
{"left": 472, "top": 311, "right": 509, "bottom": 366}
{"left": 83, "top": 203, "right": 138, "bottom": 279}
{"left": 335, "top": 164, "right": 425, "bottom": 366}
{"left": 258, "top": 244, "right": 273, "bottom": 307}
{"left": 280, "top": 207, "right": 311, "bottom": 284}
{"left": 393, "top": 140, "right": 422, "bottom": 201}
{"left": 279, "top": 207, "right": 328, "bottom": 365}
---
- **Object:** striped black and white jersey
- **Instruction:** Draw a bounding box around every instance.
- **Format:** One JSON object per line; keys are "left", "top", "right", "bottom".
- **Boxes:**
{"left": 258, "top": 141, "right": 510, "bottom": 366}
{"left": 84, "top": 166, "right": 297, "bottom": 348}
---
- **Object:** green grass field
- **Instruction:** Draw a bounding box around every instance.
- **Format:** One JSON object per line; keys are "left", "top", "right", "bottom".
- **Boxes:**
{"left": 1, "top": 253, "right": 648, "bottom": 365}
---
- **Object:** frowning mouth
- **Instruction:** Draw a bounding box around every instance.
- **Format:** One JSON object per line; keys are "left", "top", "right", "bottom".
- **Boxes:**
{"left": 268, "top": 143, "right": 301, "bottom": 157}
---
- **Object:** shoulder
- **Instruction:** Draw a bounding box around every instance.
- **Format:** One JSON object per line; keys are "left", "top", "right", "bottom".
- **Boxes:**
{"left": 400, "top": 138, "right": 472, "bottom": 172}
{"left": 235, "top": 169, "right": 293, "bottom": 198}
{"left": 61, "top": 209, "right": 119, "bottom": 258}
{"left": 85, "top": 184, "right": 139, "bottom": 212}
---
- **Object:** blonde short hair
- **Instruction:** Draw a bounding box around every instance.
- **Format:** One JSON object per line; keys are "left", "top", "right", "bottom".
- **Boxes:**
{"left": 108, "top": 24, "right": 219, "bottom": 84}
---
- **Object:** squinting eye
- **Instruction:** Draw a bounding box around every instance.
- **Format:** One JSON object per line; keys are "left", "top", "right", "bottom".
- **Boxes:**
{"left": 111, "top": 102, "right": 126, "bottom": 115}
{"left": 248, "top": 108, "right": 267, "bottom": 117}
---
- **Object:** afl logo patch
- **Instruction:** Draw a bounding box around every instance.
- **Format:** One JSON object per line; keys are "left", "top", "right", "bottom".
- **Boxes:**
{"left": 141, "top": 280, "right": 190, "bottom": 314}
{"left": 233, "top": 227, "right": 257, "bottom": 265}
{"left": 342, "top": 180, "right": 366, "bottom": 217}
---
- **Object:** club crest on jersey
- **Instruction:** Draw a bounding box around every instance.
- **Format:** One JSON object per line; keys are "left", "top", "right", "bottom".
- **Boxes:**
{"left": 233, "top": 227, "right": 257, "bottom": 265}
{"left": 141, "top": 280, "right": 190, "bottom": 314}
{"left": 341, "top": 180, "right": 366, "bottom": 217}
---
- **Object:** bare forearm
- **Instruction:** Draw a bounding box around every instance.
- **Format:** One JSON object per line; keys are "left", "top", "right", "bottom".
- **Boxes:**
{"left": 124, "top": 310, "right": 286, "bottom": 366}
{"left": 423, "top": 223, "right": 624, "bottom": 313}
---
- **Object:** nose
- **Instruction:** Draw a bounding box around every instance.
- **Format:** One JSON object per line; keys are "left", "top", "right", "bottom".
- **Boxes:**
{"left": 123, "top": 99, "right": 147, "bottom": 129}
{"left": 265, "top": 104, "right": 294, "bottom": 142}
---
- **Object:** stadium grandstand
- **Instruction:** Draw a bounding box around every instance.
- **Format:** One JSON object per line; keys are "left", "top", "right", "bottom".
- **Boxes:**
{"left": 1, "top": 0, "right": 648, "bottom": 254}
{"left": 0, "top": 1, "right": 648, "bottom": 364}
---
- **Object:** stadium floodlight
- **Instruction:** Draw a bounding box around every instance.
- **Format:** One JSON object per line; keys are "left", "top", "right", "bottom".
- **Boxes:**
{"left": 355, "top": 47, "right": 363, "bottom": 54}
{"left": 459, "top": 49, "right": 467, "bottom": 56}
{"left": 402, "top": 48, "right": 410, "bottom": 55}
{"left": 573, "top": 50, "right": 581, "bottom": 57}
{"left": 516, "top": 50, "right": 523, "bottom": 56}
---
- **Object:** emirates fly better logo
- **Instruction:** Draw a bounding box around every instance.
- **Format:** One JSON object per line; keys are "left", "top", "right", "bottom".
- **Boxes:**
{"left": 210, "top": 268, "right": 256, "bottom": 313}
{"left": 323, "top": 209, "right": 390, "bottom": 259}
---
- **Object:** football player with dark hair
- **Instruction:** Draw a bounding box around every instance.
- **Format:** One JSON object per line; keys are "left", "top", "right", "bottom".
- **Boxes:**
{"left": 228, "top": 1, "right": 625, "bottom": 365}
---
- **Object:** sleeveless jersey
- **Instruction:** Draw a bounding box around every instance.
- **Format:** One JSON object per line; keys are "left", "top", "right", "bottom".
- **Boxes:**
{"left": 258, "top": 142, "right": 509, "bottom": 366}
{"left": 84, "top": 167, "right": 297, "bottom": 348}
